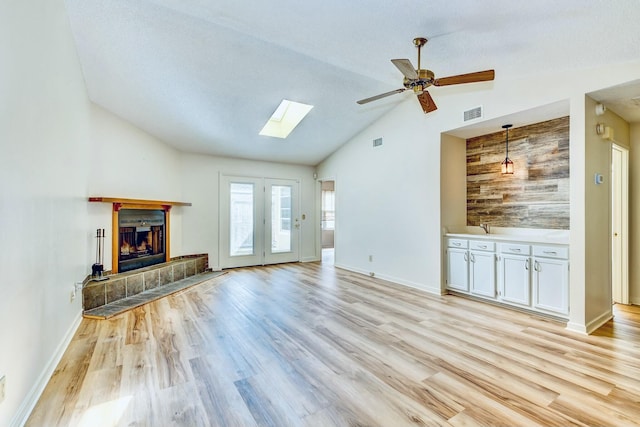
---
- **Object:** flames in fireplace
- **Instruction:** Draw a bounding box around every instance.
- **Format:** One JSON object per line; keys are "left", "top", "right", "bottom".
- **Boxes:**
{"left": 118, "top": 209, "right": 165, "bottom": 272}
{"left": 120, "top": 227, "right": 161, "bottom": 256}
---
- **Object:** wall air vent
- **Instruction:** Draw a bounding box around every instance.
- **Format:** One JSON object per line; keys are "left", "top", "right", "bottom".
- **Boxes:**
{"left": 373, "top": 137, "right": 383, "bottom": 147}
{"left": 463, "top": 106, "right": 483, "bottom": 122}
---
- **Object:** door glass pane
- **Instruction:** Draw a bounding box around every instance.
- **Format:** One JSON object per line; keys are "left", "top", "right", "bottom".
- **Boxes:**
{"left": 271, "top": 185, "right": 291, "bottom": 253}
{"left": 230, "top": 183, "right": 254, "bottom": 256}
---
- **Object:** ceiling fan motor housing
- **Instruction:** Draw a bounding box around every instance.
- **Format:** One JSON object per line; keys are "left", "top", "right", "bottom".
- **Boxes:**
{"left": 403, "top": 69, "right": 435, "bottom": 93}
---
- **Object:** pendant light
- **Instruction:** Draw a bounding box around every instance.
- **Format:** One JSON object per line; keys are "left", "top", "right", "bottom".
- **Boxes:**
{"left": 501, "top": 124, "right": 514, "bottom": 175}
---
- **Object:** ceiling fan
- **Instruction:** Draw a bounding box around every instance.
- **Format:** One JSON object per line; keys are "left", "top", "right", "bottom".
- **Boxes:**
{"left": 357, "top": 37, "right": 495, "bottom": 114}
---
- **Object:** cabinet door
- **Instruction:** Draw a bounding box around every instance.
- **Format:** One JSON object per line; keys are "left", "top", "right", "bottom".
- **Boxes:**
{"left": 470, "top": 251, "right": 496, "bottom": 298}
{"left": 500, "top": 254, "right": 531, "bottom": 306}
{"left": 446, "top": 248, "right": 469, "bottom": 292}
{"left": 533, "top": 258, "right": 569, "bottom": 315}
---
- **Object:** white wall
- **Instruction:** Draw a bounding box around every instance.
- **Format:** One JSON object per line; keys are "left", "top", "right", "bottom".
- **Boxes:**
{"left": 317, "top": 61, "right": 640, "bottom": 332}
{"left": 86, "top": 104, "right": 184, "bottom": 270}
{"left": 582, "top": 96, "right": 631, "bottom": 330}
{"left": 0, "top": 0, "right": 90, "bottom": 424}
{"left": 179, "top": 154, "right": 318, "bottom": 269}
{"left": 631, "top": 123, "right": 640, "bottom": 304}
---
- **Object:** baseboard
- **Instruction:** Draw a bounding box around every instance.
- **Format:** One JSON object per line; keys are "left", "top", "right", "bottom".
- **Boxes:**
{"left": 11, "top": 312, "right": 83, "bottom": 427}
{"left": 585, "top": 309, "right": 614, "bottom": 334}
{"left": 565, "top": 309, "right": 614, "bottom": 335}
{"left": 301, "top": 256, "right": 320, "bottom": 263}
{"left": 333, "top": 263, "right": 442, "bottom": 296}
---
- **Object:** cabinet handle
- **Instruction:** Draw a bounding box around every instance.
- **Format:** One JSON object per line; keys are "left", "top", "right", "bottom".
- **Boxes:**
{"left": 543, "top": 251, "right": 557, "bottom": 255}
{"left": 534, "top": 261, "right": 540, "bottom": 272}
{"left": 510, "top": 248, "right": 521, "bottom": 252}
{"left": 525, "top": 259, "right": 529, "bottom": 270}
{"left": 464, "top": 252, "right": 468, "bottom": 261}
{"left": 453, "top": 242, "right": 461, "bottom": 246}
{"left": 478, "top": 245, "right": 487, "bottom": 249}
{"left": 470, "top": 253, "right": 476, "bottom": 262}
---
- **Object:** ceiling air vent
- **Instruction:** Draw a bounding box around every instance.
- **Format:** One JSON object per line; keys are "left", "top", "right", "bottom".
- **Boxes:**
{"left": 463, "top": 106, "right": 483, "bottom": 122}
{"left": 373, "top": 137, "right": 383, "bottom": 147}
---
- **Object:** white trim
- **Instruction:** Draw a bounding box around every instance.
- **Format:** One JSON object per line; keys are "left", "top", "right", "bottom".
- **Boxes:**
{"left": 11, "top": 313, "right": 83, "bottom": 427}
{"left": 565, "top": 309, "right": 614, "bottom": 335}
{"left": 334, "top": 263, "right": 442, "bottom": 296}
{"left": 301, "top": 256, "right": 320, "bottom": 262}
{"left": 565, "top": 321, "right": 588, "bottom": 335}
{"left": 586, "top": 309, "right": 614, "bottom": 335}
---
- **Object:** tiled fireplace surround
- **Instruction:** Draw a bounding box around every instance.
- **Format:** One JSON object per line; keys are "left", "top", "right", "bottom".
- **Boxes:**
{"left": 83, "top": 254, "right": 209, "bottom": 311}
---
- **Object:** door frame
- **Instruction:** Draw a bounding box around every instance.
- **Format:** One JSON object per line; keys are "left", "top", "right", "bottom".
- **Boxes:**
{"left": 219, "top": 174, "right": 301, "bottom": 269}
{"left": 318, "top": 177, "right": 337, "bottom": 263}
{"left": 611, "top": 143, "right": 629, "bottom": 305}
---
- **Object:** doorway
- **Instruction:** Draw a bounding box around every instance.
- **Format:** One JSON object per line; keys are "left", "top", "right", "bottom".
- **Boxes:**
{"left": 321, "top": 180, "right": 335, "bottom": 264}
{"left": 219, "top": 175, "right": 300, "bottom": 269}
{"left": 611, "top": 143, "right": 629, "bottom": 304}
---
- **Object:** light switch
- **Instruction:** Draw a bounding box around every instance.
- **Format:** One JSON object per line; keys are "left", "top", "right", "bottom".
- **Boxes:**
{"left": 594, "top": 173, "right": 604, "bottom": 185}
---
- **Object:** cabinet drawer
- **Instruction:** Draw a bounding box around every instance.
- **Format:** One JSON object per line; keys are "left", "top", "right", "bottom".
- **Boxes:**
{"left": 447, "top": 238, "right": 468, "bottom": 249}
{"left": 533, "top": 245, "right": 569, "bottom": 259}
{"left": 469, "top": 240, "right": 495, "bottom": 252}
{"left": 499, "top": 243, "right": 530, "bottom": 255}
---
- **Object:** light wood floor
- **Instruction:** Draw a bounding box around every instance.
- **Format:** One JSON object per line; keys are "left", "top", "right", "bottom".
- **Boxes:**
{"left": 27, "top": 261, "right": 640, "bottom": 427}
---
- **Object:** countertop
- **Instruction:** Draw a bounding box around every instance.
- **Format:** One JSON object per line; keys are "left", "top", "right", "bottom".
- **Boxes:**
{"left": 444, "top": 226, "right": 570, "bottom": 245}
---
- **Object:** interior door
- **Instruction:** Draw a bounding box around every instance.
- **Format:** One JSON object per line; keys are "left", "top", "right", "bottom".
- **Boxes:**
{"left": 220, "top": 175, "right": 300, "bottom": 269}
{"left": 611, "top": 144, "right": 629, "bottom": 304}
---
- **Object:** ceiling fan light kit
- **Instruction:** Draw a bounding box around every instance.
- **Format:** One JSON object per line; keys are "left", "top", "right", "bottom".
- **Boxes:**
{"left": 357, "top": 37, "right": 495, "bottom": 114}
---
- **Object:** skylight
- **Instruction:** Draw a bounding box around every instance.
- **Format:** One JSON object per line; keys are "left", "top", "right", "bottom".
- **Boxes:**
{"left": 259, "top": 99, "right": 313, "bottom": 139}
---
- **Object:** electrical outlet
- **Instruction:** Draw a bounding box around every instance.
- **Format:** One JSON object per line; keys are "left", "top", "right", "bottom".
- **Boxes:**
{"left": 0, "top": 374, "right": 6, "bottom": 402}
{"left": 70, "top": 287, "right": 76, "bottom": 302}
{"left": 368, "top": 255, "right": 373, "bottom": 262}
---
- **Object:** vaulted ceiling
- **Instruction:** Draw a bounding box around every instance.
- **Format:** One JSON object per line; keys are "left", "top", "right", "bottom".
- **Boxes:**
{"left": 65, "top": 0, "right": 640, "bottom": 165}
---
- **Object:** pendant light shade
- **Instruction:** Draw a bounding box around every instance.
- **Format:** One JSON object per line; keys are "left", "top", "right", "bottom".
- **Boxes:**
{"left": 501, "top": 124, "right": 514, "bottom": 175}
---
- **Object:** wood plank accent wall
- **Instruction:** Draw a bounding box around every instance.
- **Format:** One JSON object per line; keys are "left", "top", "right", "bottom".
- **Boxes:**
{"left": 466, "top": 116, "right": 570, "bottom": 229}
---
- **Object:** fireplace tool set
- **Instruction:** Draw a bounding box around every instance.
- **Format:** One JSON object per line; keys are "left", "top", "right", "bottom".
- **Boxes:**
{"left": 92, "top": 228, "right": 108, "bottom": 281}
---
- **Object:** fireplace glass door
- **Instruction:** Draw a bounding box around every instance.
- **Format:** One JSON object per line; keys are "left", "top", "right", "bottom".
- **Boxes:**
{"left": 119, "top": 209, "right": 166, "bottom": 272}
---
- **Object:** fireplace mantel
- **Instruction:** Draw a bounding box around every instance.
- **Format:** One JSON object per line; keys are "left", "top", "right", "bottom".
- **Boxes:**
{"left": 88, "top": 197, "right": 192, "bottom": 207}
{"left": 88, "top": 197, "right": 191, "bottom": 273}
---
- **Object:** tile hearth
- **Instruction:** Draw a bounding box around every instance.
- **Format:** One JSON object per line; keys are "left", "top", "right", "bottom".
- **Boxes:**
{"left": 83, "top": 270, "right": 225, "bottom": 319}
{"left": 82, "top": 254, "right": 216, "bottom": 319}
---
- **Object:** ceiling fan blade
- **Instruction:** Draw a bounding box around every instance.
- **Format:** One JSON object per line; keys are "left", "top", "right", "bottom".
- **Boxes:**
{"left": 417, "top": 91, "right": 437, "bottom": 114}
{"left": 357, "top": 88, "right": 406, "bottom": 105}
{"left": 433, "top": 69, "right": 495, "bottom": 86}
{"left": 391, "top": 59, "right": 418, "bottom": 80}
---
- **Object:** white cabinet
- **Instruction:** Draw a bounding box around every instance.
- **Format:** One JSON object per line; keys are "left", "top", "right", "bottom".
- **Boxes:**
{"left": 444, "top": 234, "right": 570, "bottom": 319}
{"left": 445, "top": 238, "right": 496, "bottom": 297}
{"left": 499, "top": 243, "right": 531, "bottom": 307}
{"left": 469, "top": 240, "right": 496, "bottom": 299}
{"left": 445, "top": 238, "right": 469, "bottom": 292}
{"left": 532, "top": 245, "right": 569, "bottom": 316}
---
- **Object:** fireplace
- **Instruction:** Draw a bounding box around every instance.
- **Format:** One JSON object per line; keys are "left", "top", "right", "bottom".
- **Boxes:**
{"left": 118, "top": 209, "right": 166, "bottom": 273}
{"left": 88, "top": 197, "right": 192, "bottom": 274}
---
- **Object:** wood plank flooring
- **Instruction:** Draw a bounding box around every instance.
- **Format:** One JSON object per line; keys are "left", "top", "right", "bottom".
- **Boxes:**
{"left": 26, "top": 261, "right": 640, "bottom": 426}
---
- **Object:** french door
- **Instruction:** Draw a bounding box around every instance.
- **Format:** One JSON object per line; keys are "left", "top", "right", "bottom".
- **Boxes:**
{"left": 220, "top": 175, "right": 300, "bottom": 268}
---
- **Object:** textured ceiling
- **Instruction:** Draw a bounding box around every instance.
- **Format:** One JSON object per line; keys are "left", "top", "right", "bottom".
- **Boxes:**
{"left": 64, "top": 0, "right": 640, "bottom": 165}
